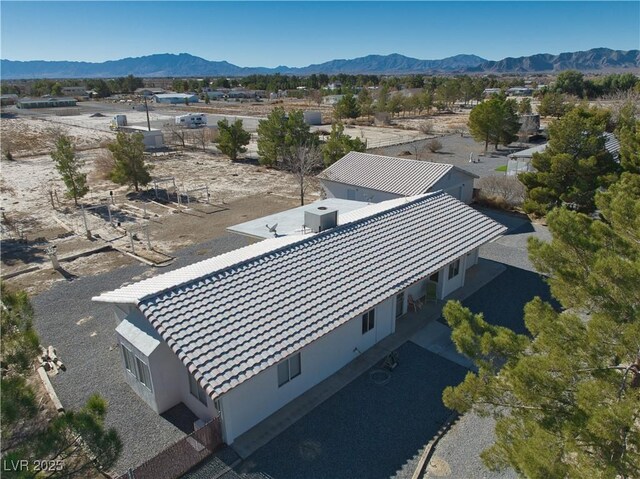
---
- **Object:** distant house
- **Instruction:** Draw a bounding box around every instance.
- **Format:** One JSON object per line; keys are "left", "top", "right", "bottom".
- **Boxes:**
{"left": 16, "top": 97, "right": 77, "bottom": 109}
{"left": 319, "top": 152, "right": 478, "bottom": 204}
{"left": 153, "top": 93, "right": 199, "bottom": 104}
{"left": 94, "top": 192, "right": 506, "bottom": 446}
{"left": 135, "top": 88, "right": 165, "bottom": 97}
{"left": 0, "top": 94, "right": 18, "bottom": 106}
{"left": 483, "top": 88, "right": 502, "bottom": 97}
{"left": 61, "top": 86, "right": 88, "bottom": 98}
{"left": 506, "top": 87, "right": 533, "bottom": 96}
{"left": 506, "top": 132, "right": 620, "bottom": 176}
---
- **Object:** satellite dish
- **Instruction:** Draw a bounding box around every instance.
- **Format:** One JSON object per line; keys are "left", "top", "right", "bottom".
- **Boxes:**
{"left": 266, "top": 223, "right": 278, "bottom": 236}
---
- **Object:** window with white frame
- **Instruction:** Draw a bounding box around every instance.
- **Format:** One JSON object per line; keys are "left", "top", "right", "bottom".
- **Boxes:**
{"left": 277, "top": 353, "right": 301, "bottom": 387}
{"left": 362, "top": 309, "right": 375, "bottom": 334}
{"left": 448, "top": 259, "right": 460, "bottom": 280}
{"left": 188, "top": 373, "right": 208, "bottom": 405}
{"left": 121, "top": 343, "right": 153, "bottom": 391}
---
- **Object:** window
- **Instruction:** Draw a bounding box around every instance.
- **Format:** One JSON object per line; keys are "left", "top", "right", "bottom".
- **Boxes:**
{"left": 448, "top": 259, "right": 460, "bottom": 280}
{"left": 277, "top": 353, "right": 302, "bottom": 387}
{"left": 362, "top": 309, "right": 375, "bottom": 334}
{"left": 135, "top": 357, "right": 152, "bottom": 389}
{"left": 121, "top": 344, "right": 135, "bottom": 373}
{"left": 189, "top": 374, "right": 208, "bottom": 405}
{"left": 121, "top": 343, "right": 152, "bottom": 391}
{"left": 347, "top": 189, "right": 356, "bottom": 200}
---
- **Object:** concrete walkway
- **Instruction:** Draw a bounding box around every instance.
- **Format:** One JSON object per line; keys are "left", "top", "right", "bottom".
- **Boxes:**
{"left": 231, "top": 258, "right": 505, "bottom": 459}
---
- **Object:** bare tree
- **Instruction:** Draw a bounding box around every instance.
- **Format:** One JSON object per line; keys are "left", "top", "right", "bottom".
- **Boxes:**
{"left": 166, "top": 123, "right": 186, "bottom": 148}
{"left": 282, "top": 144, "right": 323, "bottom": 206}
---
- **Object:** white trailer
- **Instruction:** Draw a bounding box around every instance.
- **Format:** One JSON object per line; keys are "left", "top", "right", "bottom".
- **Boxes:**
{"left": 175, "top": 113, "right": 207, "bottom": 128}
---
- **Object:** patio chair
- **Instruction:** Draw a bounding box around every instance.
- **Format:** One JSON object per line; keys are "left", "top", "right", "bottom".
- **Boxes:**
{"left": 407, "top": 294, "right": 423, "bottom": 312}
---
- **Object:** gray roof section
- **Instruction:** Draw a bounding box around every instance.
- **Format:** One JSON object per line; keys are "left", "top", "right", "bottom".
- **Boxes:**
{"left": 319, "top": 152, "right": 477, "bottom": 196}
{"left": 134, "top": 192, "right": 506, "bottom": 399}
{"left": 227, "top": 198, "right": 369, "bottom": 239}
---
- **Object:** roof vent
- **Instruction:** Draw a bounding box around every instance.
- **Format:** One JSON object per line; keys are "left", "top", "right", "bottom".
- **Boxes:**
{"left": 305, "top": 207, "right": 338, "bottom": 233}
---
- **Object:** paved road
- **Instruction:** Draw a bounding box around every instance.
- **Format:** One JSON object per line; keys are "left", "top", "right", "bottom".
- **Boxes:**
{"left": 31, "top": 234, "right": 250, "bottom": 475}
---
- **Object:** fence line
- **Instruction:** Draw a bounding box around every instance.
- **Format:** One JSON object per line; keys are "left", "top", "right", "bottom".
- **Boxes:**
{"left": 114, "top": 417, "right": 223, "bottom": 479}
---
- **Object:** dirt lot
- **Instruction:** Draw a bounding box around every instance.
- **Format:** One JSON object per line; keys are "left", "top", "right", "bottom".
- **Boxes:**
{"left": 1, "top": 100, "right": 480, "bottom": 295}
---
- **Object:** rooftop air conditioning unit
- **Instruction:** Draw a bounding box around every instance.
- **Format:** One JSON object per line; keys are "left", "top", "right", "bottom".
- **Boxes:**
{"left": 304, "top": 207, "right": 338, "bottom": 233}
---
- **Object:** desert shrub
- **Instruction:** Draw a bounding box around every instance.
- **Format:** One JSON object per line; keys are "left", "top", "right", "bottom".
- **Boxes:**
{"left": 93, "top": 148, "right": 116, "bottom": 180}
{"left": 476, "top": 175, "right": 526, "bottom": 207}
{"left": 419, "top": 120, "right": 434, "bottom": 135}
{"left": 427, "top": 139, "right": 443, "bottom": 153}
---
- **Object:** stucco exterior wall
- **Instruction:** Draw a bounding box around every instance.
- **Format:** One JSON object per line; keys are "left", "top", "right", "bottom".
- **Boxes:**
{"left": 218, "top": 295, "right": 395, "bottom": 444}
{"left": 432, "top": 169, "right": 475, "bottom": 204}
{"left": 320, "top": 179, "right": 401, "bottom": 203}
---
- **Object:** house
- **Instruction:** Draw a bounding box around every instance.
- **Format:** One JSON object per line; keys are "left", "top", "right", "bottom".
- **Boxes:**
{"left": 319, "top": 152, "right": 478, "bottom": 204}
{"left": 153, "top": 93, "right": 199, "bottom": 104}
{"left": 135, "top": 88, "right": 165, "bottom": 97}
{"left": 506, "top": 87, "right": 533, "bottom": 96}
{"left": 506, "top": 132, "right": 620, "bottom": 176}
{"left": 483, "top": 88, "right": 502, "bottom": 97}
{"left": 0, "top": 94, "right": 18, "bottom": 106}
{"left": 16, "top": 97, "right": 77, "bottom": 109}
{"left": 93, "top": 192, "right": 506, "bottom": 445}
{"left": 61, "top": 86, "right": 88, "bottom": 98}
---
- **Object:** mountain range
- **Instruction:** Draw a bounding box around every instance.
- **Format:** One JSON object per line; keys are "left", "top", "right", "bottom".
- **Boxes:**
{"left": 1, "top": 48, "right": 638, "bottom": 79}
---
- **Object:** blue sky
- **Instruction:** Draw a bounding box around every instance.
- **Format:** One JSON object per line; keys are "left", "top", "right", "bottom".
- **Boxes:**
{"left": 1, "top": 2, "right": 638, "bottom": 66}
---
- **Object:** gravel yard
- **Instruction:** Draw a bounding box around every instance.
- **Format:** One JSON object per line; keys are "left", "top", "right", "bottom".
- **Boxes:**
{"left": 31, "top": 234, "right": 251, "bottom": 475}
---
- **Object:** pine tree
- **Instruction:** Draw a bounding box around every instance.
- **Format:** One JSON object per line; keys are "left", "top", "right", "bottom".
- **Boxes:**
{"left": 322, "top": 122, "right": 366, "bottom": 166}
{"left": 51, "top": 135, "right": 88, "bottom": 206}
{"left": 442, "top": 174, "right": 640, "bottom": 478}
{"left": 216, "top": 118, "right": 250, "bottom": 161}
{"left": 108, "top": 132, "right": 152, "bottom": 192}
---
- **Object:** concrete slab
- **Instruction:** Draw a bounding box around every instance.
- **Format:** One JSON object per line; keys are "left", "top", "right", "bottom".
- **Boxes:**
{"left": 410, "top": 321, "right": 475, "bottom": 370}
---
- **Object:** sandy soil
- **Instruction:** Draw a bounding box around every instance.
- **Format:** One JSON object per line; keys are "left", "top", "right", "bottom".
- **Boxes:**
{"left": 1, "top": 100, "right": 475, "bottom": 295}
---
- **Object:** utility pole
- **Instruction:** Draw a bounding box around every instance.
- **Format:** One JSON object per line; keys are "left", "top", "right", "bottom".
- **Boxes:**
{"left": 144, "top": 96, "right": 151, "bottom": 132}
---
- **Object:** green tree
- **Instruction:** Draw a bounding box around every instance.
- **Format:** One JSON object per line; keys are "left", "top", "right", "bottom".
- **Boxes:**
{"left": 538, "top": 91, "right": 574, "bottom": 119}
{"left": 108, "top": 132, "right": 152, "bottom": 192}
{"left": 357, "top": 88, "right": 374, "bottom": 120}
{"left": 8, "top": 394, "right": 122, "bottom": 478}
{"left": 1, "top": 284, "right": 40, "bottom": 432}
{"left": 51, "top": 135, "right": 88, "bottom": 207}
{"left": 51, "top": 82, "right": 63, "bottom": 96}
{"left": 520, "top": 106, "right": 619, "bottom": 215}
{"left": 257, "top": 108, "right": 314, "bottom": 167}
{"left": 518, "top": 97, "right": 532, "bottom": 115}
{"left": 322, "top": 122, "right": 367, "bottom": 166}
{"left": 555, "top": 70, "right": 585, "bottom": 97}
{"left": 615, "top": 103, "right": 640, "bottom": 174}
{"left": 387, "top": 93, "right": 404, "bottom": 118}
{"left": 334, "top": 93, "right": 360, "bottom": 120}
{"left": 468, "top": 96, "right": 520, "bottom": 152}
{"left": 442, "top": 174, "right": 640, "bottom": 478}
{"left": 216, "top": 118, "right": 250, "bottom": 161}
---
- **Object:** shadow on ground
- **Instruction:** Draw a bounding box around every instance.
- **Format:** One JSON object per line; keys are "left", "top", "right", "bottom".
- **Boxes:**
{"left": 235, "top": 342, "right": 466, "bottom": 479}
{"left": 461, "top": 264, "right": 559, "bottom": 336}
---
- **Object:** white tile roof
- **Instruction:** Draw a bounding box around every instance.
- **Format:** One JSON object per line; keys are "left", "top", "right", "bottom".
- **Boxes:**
{"left": 319, "top": 152, "right": 476, "bottom": 196}
{"left": 96, "top": 192, "right": 506, "bottom": 399}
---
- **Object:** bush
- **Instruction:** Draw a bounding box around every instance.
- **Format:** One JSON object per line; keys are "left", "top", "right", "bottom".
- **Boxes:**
{"left": 427, "top": 139, "right": 443, "bottom": 153}
{"left": 419, "top": 120, "right": 434, "bottom": 135}
{"left": 476, "top": 176, "right": 526, "bottom": 207}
